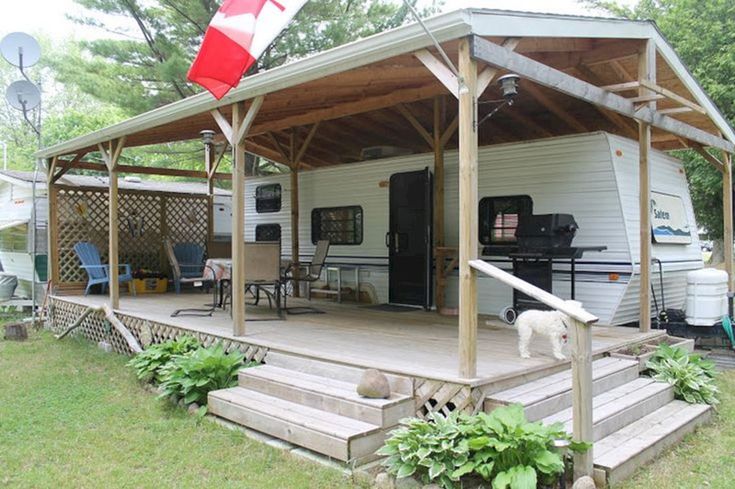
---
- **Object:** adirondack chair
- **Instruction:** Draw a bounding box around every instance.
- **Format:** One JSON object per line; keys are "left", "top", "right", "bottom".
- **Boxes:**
{"left": 164, "top": 240, "right": 217, "bottom": 317}
{"left": 171, "top": 242, "right": 206, "bottom": 293}
{"left": 73, "top": 242, "right": 134, "bottom": 296}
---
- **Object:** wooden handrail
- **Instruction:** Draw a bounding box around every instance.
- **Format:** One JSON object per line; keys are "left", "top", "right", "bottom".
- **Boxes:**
{"left": 468, "top": 258, "right": 594, "bottom": 478}
{"left": 469, "top": 260, "right": 599, "bottom": 324}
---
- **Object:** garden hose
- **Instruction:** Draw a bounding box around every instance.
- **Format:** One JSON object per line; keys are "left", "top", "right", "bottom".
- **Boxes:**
{"left": 721, "top": 315, "right": 735, "bottom": 349}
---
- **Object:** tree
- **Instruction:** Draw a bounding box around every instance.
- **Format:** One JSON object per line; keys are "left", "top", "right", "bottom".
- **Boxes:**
{"left": 584, "top": 0, "right": 735, "bottom": 260}
{"left": 54, "top": 0, "right": 440, "bottom": 115}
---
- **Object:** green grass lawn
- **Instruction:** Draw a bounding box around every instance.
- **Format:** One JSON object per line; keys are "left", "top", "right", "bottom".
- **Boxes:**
{"left": 0, "top": 329, "right": 367, "bottom": 489}
{"left": 615, "top": 369, "right": 735, "bottom": 489}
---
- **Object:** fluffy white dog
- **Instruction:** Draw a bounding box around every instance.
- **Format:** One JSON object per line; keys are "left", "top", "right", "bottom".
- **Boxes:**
{"left": 516, "top": 301, "right": 582, "bottom": 360}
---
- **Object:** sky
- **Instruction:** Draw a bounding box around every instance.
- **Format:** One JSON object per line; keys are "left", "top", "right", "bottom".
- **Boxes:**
{"left": 0, "top": 0, "right": 639, "bottom": 43}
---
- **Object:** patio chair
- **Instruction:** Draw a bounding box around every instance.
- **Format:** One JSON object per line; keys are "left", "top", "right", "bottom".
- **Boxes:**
{"left": 73, "top": 242, "right": 135, "bottom": 296}
{"left": 164, "top": 240, "right": 217, "bottom": 317}
{"left": 172, "top": 242, "right": 206, "bottom": 293}
{"left": 281, "top": 239, "right": 330, "bottom": 314}
{"left": 222, "top": 242, "right": 284, "bottom": 320}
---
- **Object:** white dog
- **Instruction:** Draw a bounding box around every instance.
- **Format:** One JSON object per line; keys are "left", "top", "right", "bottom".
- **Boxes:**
{"left": 516, "top": 301, "right": 582, "bottom": 360}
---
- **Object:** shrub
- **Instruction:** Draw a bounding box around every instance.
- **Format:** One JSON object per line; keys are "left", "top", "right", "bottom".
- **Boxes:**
{"left": 158, "top": 343, "right": 250, "bottom": 407}
{"left": 378, "top": 404, "right": 587, "bottom": 489}
{"left": 646, "top": 344, "right": 719, "bottom": 405}
{"left": 127, "top": 336, "right": 201, "bottom": 383}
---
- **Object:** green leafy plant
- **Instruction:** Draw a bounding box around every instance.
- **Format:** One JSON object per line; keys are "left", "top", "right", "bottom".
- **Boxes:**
{"left": 646, "top": 344, "right": 719, "bottom": 405}
{"left": 378, "top": 404, "right": 588, "bottom": 489}
{"left": 158, "top": 343, "right": 251, "bottom": 407}
{"left": 126, "top": 336, "right": 201, "bottom": 383}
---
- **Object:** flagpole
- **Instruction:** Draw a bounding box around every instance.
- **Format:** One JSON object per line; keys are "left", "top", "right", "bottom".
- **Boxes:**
{"left": 401, "top": 0, "right": 459, "bottom": 77}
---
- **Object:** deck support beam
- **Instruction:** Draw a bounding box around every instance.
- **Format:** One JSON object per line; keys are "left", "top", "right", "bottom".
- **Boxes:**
{"left": 457, "top": 38, "right": 478, "bottom": 379}
{"left": 433, "top": 96, "right": 445, "bottom": 311}
{"left": 99, "top": 137, "right": 126, "bottom": 310}
{"left": 205, "top": 137, "right": 215, "bottom": 246}
{"left": 638, "top": 40, "right": 655, "bottom": 333}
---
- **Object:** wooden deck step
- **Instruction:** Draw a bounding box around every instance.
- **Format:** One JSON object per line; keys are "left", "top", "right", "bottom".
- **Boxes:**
{"left": 265, "top": 351, "right": 413, "bottom": 395}
{"left": 239, "top": 365, "right": 414, "bottom": 426}
{"left": 542, "top": 377, "right": 674, "bottom": 441}
{"left": 593, "top": 400, "right": 713, "bottom": 487}
{"left": 208, "top": 386, "right": 386, "bottom": 462}
{"left": 484, "top": 357, "right": 639, "bottom": 420}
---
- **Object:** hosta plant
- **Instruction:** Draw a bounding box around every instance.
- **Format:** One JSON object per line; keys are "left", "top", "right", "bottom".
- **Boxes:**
{"left": 378, "top": 404, "right": 588, "bottom": 489}
{"left": 158, "top": 343, "right": 251, "bottom": 407}
{"left": 646, "top": 344, "right": 719, "bottom": 405}
{"left": 126, "top": 335, "right": 201, "bottom": 383}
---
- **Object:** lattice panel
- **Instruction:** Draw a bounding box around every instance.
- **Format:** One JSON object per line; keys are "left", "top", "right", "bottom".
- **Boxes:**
{"left": 414, "top": 378, "right": 485, "bottom": 418}
{"left": 56, "top": 187, "right": 209, "bottom": 286}
{"left": 48, "top": 298, "right": 269, "bottom": 363}
{"left": 165, "top": 196, "right": 208, "bottom": 251}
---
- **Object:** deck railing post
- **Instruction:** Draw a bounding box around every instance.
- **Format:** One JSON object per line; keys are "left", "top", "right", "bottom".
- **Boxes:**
{"left": 458, "top": 37, "right": 478, "bottom": 379}
{"left": 570, "top": 317, "right": 594, "bottom": 479}
{"left": 723, "top": 151, "right": 734, "bottom": 293}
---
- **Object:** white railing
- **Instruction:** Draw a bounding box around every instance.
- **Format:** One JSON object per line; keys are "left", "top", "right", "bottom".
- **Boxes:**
{"left": 469, "top": 259, "right": 596, "bottom": 479}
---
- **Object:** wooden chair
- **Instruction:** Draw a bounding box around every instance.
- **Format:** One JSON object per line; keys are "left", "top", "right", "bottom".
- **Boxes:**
{"left": 164, "top": 239, "right": 217, "bottom": 317}
{"left": 282, "top": 239, "right": 330, "bottom": 314}
{"left": 73, "top": 242, "right": 135, "bottom": 296}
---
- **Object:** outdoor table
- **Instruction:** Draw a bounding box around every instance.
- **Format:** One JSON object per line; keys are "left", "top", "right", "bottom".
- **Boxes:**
{"left": 203, "top": 257, "right": 291, "bottom": 308}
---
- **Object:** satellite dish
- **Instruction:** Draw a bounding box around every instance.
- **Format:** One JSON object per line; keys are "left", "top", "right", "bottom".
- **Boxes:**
{"left": 1, "top": 32, "right": 41, "bottom": 68}
{"left": 6, "top": 80, "right": 41, "bottom": 111}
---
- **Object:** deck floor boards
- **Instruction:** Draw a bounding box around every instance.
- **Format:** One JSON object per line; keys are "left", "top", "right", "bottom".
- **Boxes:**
{"left": 52, "top": 292, "right": 663, "bottom": 385}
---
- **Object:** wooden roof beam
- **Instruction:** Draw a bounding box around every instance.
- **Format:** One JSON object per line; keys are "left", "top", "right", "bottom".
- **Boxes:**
{"left": 638, "top": 79, "right": 707, "bottom": 115}
{"left": 470, "top": 35, "right": 734, "bottom": 152}
{"left": 396, "top": 103, "right": 434, "bottom": 148}
{"left": 522, "top": 83, "right": 589, "bottom": 133}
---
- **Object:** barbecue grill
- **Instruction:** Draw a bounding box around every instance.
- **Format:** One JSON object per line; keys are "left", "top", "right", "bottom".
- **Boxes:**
{"left": 483, "top": 213, "right": 606, "bottom": 322}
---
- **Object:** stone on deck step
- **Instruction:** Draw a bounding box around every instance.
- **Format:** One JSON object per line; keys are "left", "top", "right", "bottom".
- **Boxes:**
{"left": 484, "top": 357, "right": 639, "bottom": 420}
{"left": 208, "top": 387, "right": 386, "bottom": 462}
{"left": 542, "top": 377, "right": 674, "bottom": 441}
{"left": 239, "top": 365, "right": 414, "bottom": 426}
{"left": 593, "top": 400, "right": 712, "bottom": 487}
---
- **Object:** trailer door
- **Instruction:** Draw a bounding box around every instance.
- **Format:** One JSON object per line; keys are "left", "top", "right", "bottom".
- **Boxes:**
{"left": 387, "top": 168, "right": 432, "bottom": 309}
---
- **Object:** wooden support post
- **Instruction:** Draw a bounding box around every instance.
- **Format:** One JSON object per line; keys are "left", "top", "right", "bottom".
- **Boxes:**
{"left": 47, "top": 164, "right": 60, "bottom": 292}
{"left": 100, "top": 138, "right": 126, "bottom": 310}
{"left": 638, "top": 39, "right": 655, "bottom": 332}
{"left": 433, "top": 96, "right": 446, "bottom": 311}
{"left": 723, "top": 152, "right": 734, "bottom": 292}
{"left": 571, "top": 318, "right": 594, "bottom": 480}
{"left": 231, "top": 103, "right": 247, "bottom": 336}
{"left": 457, "top": 38, "right": 478, "bottom": 379}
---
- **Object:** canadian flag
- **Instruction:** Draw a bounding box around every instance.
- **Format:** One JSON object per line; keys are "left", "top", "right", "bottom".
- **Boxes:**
{"left": 188, "top": 0, "right": 308, "bottom": 99}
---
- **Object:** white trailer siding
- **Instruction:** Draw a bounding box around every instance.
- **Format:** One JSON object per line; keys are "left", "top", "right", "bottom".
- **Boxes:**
{"left": 235, "top": 132, "right": 699, "bottom": 325}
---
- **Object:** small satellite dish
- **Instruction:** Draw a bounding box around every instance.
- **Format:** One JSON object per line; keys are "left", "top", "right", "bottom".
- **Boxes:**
{"left": 0, "top": 32, "right": 41, "bottom": 68}
{"left": 6, "top": 80, "right": 41, "bottom": 111}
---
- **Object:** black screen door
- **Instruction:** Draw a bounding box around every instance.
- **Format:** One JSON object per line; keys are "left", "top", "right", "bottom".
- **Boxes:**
{"left": 388, "top": 168, "right": 432, "bottom": 308}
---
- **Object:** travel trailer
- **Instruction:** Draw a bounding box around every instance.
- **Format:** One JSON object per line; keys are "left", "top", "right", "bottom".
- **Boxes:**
{"left": 237, "top": 132, "right": 702, "bottom": 326}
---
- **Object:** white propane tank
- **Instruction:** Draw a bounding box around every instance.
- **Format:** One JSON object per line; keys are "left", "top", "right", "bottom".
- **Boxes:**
{"left": 686, "top": 268, "right": 728, "bottom": 326}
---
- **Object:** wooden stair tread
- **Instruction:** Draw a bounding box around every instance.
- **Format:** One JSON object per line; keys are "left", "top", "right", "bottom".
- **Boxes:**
{"left": 209, "top": 387, "right": 380, "bottom": 440}
{"left": 488, "top": 357, "right": 638, "bottom": 406}
{"left": 594, "top": 400, "right": 712, "bottom": 469}
{"left": 243, "top": 365, "right": 410, "bottom": 407}
{"left": 542, "top": 377, "right": 671, "bottom": 428}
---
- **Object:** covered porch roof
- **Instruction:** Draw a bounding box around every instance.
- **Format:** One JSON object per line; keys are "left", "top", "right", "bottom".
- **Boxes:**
{"left": 36, "top": 8, "right": 735, "bottom": 172}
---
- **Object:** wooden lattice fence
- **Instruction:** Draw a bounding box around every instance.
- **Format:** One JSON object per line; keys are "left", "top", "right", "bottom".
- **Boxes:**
{"left": 55, "top": 186, "right": 209, "bottom": 287}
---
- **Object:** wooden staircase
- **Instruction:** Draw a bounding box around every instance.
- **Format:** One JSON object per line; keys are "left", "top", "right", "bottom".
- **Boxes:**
{"left": 208, "top": 353, "right": 414, "bottom": 463}
{"left": 484, "top": 356, "right": 713, "bottom": 487}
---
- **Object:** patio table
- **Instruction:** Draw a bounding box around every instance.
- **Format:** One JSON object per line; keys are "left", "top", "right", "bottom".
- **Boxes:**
{"left": 203, "top": 257, "right": 291, "bottom": 310}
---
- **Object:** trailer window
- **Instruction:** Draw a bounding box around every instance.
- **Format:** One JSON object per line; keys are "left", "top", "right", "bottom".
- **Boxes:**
{"left": 311, "top": 206, "right": 363, "bottom": 245}
{"left": 255, "top": 223, "right": 281, "bottom": 242}
{"left": 255, "top": 184, "right": 281, "bottom": 213}
{"left": 479, "top": 195, "right": 533, "bottom": 245}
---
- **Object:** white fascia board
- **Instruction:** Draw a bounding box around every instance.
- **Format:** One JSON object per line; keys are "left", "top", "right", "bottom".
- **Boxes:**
{"left": 469, "top": 9, "right": 735, "bottom": 146}
{"left": 36, "top": 9, "right": 472, "bottom": 160}
{"left": 468, "top": 9, "right": 652, "bottom": 39}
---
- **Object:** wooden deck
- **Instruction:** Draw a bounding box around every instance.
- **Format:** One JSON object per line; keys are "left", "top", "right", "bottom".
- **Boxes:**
{"left": 52, "top": 291, "right": 664, "bottom": 386}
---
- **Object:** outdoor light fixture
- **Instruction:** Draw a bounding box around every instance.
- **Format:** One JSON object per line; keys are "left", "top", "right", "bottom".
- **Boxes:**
{"left": 200, "top": 129, "right": 216, "bottom": 145}
{"left": 478, "top": 73, "right": 521, "bottom": 127}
